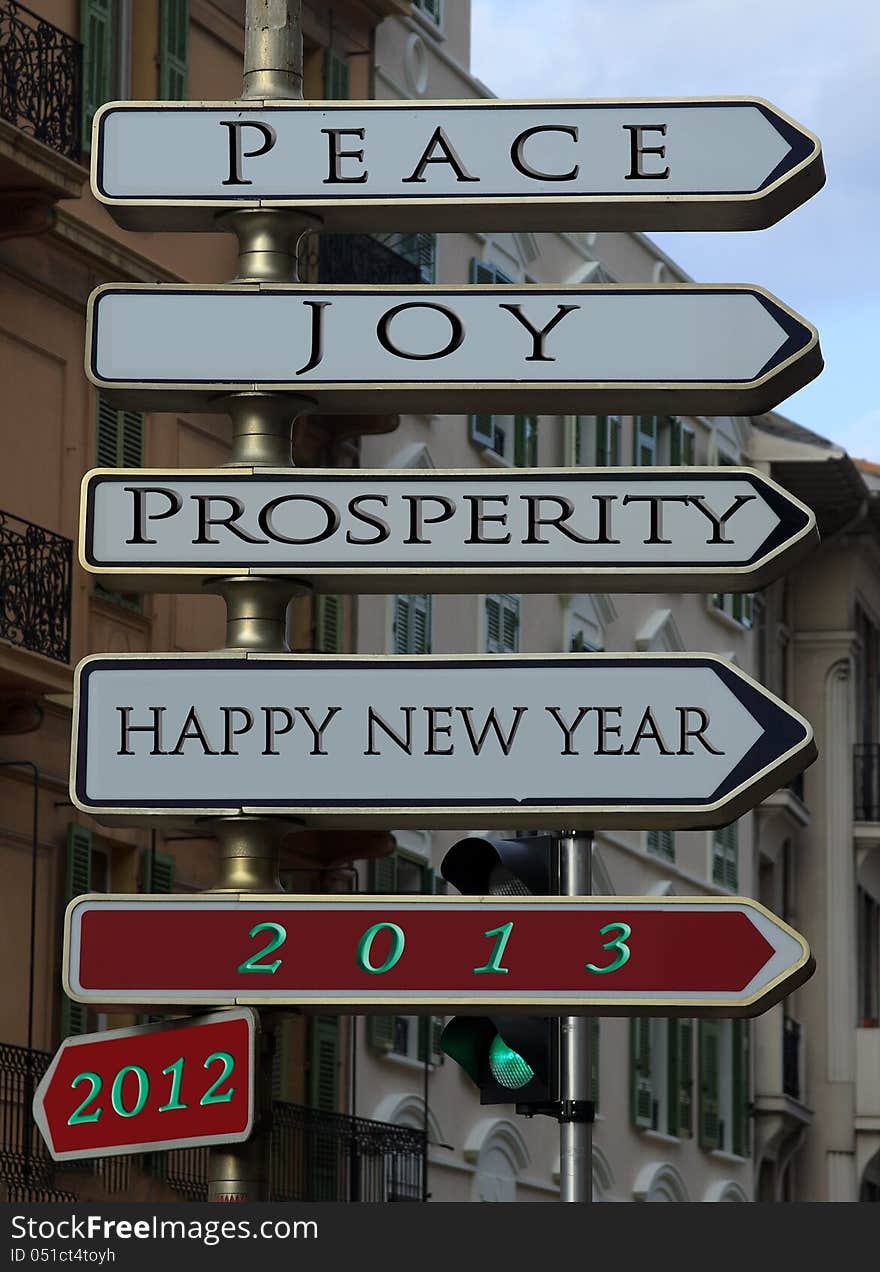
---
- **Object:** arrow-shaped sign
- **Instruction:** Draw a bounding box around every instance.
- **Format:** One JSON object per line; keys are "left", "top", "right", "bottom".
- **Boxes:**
{"left": 70, "top": 652, "right": 816, "bottom": 829}
{"left": 86, "top": 283, "right": 821, "bottom": 417}
{"left": 62, "top": 895, "right": 814, "bottom": 1018}
{"left": 32, "top": 1011, "right": 255, "bottom": 1162}
{"left": 92, "top": 97, "right": 824, "bottom": 233}
{"left": 80, "top": 466, "right": 817, "bottom": 595}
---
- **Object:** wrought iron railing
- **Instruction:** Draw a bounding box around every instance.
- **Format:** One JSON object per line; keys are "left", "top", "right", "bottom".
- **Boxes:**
{"left": 0, "top": 509, "right": 72, "bottom": 663}
{"left": 854, "top": 744, "right": 880, "bottom": 821}
{"left": 155, "top": 1103, "right": 427, "bottom": 1202}
{"left": 300, "top": 232, "right": 423, "bottom": 285}
{"left": 783, "top": 1015, "right": 801, "bottom": 1101}
{"left": 270, "top": 1102, "right": 425, "bottom": 1202}
{"left": 0, "top": 1041, "right": 53, "bottom": 1192}
{"left": 0, "top": 0, "right": 82, "bottom": 161}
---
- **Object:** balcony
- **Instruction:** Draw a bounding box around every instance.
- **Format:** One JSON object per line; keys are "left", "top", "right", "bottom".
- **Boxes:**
{"left": 0, "top": 1, "right": 85, "bottom": 227}
{"left": 855, "top": 745, "right": 880, "bottom": 823}
{"left": 857, "top": 1025, "right": 880, "bottom": 1114}
{"left": 157, "top": 1102, "right": 427, "bottom": 1202}
{"left": 0, "top": 1042, "right": 426, "bottom": 1203}
{"left": 0, "top": 509, "right": 72, "bottom": 704}
{"left": 783, "top": 1015, "right": 801, "bottom": 1101}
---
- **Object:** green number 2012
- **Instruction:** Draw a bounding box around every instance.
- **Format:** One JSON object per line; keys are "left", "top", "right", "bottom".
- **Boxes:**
{"left": 585, "top": 921, "right": 632, "bottom": 975}
{"left": 67, "top": 1053, "right": 237, "bottom": 1127}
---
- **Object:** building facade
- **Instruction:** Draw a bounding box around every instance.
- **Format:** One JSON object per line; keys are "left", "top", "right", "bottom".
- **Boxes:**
{"left": 0, "top": 0, "right": 875, "bottom": 1203}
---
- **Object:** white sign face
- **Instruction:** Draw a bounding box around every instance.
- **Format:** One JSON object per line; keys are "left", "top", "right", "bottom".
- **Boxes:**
{"left": 80, "top": 466, "right": 817, "bottom": 594}
{"left": 92, "top": 98, "right": 824, "bottom": 232}
{"left": 86, "top": 284, "right": 821, "bottom": 416}
{"left": 70, "top": 653, "right": 816, "bottom": 829}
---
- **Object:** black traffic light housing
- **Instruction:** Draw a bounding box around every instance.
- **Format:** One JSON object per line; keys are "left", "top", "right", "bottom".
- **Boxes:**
{"left": 440, "top": 834, "right": 553, "bottom": 896}
{"left": 441, "top": 1015, "right": 557, "bottom": 1113}
{"left": 440, "top": 835, "right": 559, "bottom": 1114}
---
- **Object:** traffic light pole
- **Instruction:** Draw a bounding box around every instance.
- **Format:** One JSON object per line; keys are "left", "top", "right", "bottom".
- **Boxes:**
{"left": 556, "top": 831, "right": 593, "bottom": 1204}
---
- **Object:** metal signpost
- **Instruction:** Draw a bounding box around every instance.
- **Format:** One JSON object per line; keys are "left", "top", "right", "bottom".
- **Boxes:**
{"left": 69, "top": 652, "right": 815, "bottom": 829}
{"left": 29, "top": 0, "right": 826, "bottom": 1207}
{"left": 91, "top": 97, "right": 823, "bottom": 233}
{"left": 86, "top": 282, "right": 821, "bottom": 417}
{"left": 32, "top": 1010, "right": 256, "bottom": 1162}
{"left": 63, "top": 895, "right": 813, "bottom": 1017}
{"left": 80, "top": 465, "right": 817, "bottom": 594}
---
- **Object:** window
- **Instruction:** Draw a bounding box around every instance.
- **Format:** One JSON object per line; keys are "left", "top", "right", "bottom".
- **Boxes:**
{"left": 485, "top": 594, "right": 519, "bottom": 653}
{"left": 646, "top": 829, "right": 675, "bottom": 862}
{"left": 323, "top": 48, "right": 349, "bottom": 99}
{"left": 468, "top": 260, "right": 537, "bottom": 461}
{"left": 631, "top": 1017, "right": 693, "bottom": 1137}
{"left": 377, "top": 233, "right": 437, "bottom": 283}
{"left": 62, "top": 824, "right": 120, "bottom": 1038}
{"left": 858, "top": 886, "right": 880, "bottom": 1025}
{"left": 699, "top": 1019, "right": 749, "bottom": 1156}
{"left": 367, "top": 853, "right": 445, "bottom": 1064}
{"left": 710, "top": 592, "right": 755, "bottom": 628}
{"left": 159, "top": 0, "right": 188, "bottom": 100}
{"left": 413, "top": 0, "right": 442, "bottom": 23}
{"left": 393, "top": 595, "right": 431, "bottom": 654}
{"left": 81, "top": 0, "right": 137, "bottom": 148}
{"left": 633, "top": 415, "right": 659, "bottom": 466}
{"left": 668, "top": 417, "right": 695, "bottom": 465}
{"left": 568, "top": 595, "right": 610, "bottom": 652}
{"left": 571, "top": 415, "right": 622, "bottom": 467}
{"left": 712, "top": 822, "right": 739, "bottom": 890}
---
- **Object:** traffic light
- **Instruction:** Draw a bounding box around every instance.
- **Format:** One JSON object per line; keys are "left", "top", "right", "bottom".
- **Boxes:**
{"left": 440, "top": 834, "right": 553, "bottom": 896}
{"left": 440, "top": 1015, "right": 556, "bottom": 1111}
{"left": 440, "top": 835, "right": 557, "bottom": 1112}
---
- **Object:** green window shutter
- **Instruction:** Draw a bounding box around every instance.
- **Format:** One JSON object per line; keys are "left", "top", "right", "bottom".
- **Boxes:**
{"left": 667, "top": 1018, "right": 693, "bottom": 1137}
{"left": 369, "top": 854, "right": 398, "bottom": 893}
{"left": 647, "top": 829, "right": 675, "bottom": 861}
{"left": 630, "top": 1017, "right": 653, "bottom": 1129}
{"left": 591, "top": 1016, "right": 600, "bottom": 1110}
{"left": 669, "top": 418, "right": 682, "bottom": 466}
{"left": 367, "top": 1015, "right": 395, "bottom": 1053}
{"left": 308, "top": 1016, "right": 339, "bottom": 1111}
{"left": 140, "top": 849, "right": 175, "bottom": 893}
{"left": 272, "top": 1014, "right": 296, "bottom": 1102}
{"left": 393, "top": 595, "right": 431, "bottom": 654}
{"left": 417, "top": 233, "right": 437, "bottom": 283}
{"left": 698, "top": 1019, "right": 722, "bottom": 1149}
{"left": 81, "top": 0, "right": 113, "bottom": 151}
{"left": 323, "top": 48, "right": 350, "bottom": 100}
{"left": 732, "top": 1019, "right": 750, "bottom": 1157}
{"left": 514, "top": 416, "right": 538, "bottom": 467}
{"left": 712, "top": 824, "right": 738, "bottom": 890}
{"left": 418, "top": 1017, "right": 445, "bottom": 1066}
{"left": 412, "top": 594, "right": 431, "bottom": 653}
{"left": 595, "top": 416, "right": 608, "bottom": 466}
{"left": 486, "top": 595, "right": 519, "bottom": 653}
{"left": 609, "top": 416, "right": 622, "bottom": 466}
{"left": 159, "top": 0, "right": 189, "bottom": 100}
{"left": 315, "top": 595, "right": 343, "bottom": 654}
{"left": 62, "top": 825, "right": 92, "bottom": 1038}
{"left": 96, "top": 397, "right": 144, "bottom": 468}
{"left": 634, "top": 416, "right": 658, "bottom": 466}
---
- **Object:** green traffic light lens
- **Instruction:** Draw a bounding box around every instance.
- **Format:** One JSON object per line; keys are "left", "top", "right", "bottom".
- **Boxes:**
{"left": 488, "top": 1033, "right": 535, "bottom": 1090}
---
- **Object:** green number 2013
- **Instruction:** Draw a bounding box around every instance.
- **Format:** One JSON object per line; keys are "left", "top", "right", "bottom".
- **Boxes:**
{"left": 585, "top": 921, "right": 632, "bottom": 975}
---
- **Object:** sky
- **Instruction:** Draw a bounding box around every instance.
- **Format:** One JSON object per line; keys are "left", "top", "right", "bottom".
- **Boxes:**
{"left": 470, "top": 0, "right": 879, "bottom": 459}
